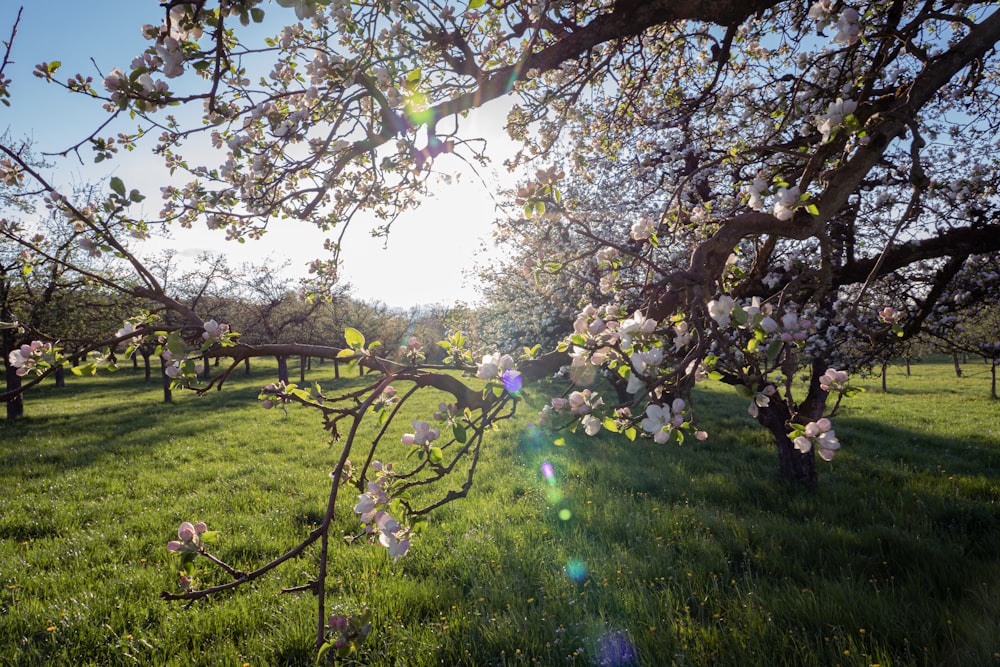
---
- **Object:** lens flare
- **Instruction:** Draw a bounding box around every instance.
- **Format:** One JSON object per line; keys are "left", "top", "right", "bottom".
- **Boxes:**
{"left": 541, "top": 461, "right": 554, "bottom": 481}
{"left": 565, "top": 559, "right": 588, "bottom": 583}
{"left": 597, "top": 631, "right": 638, "bottom": 666}
{"left": 558, "top": 508, "right": 572, "bottom": 521}
{"left": 501, "top": 369, "right": 523, "bottom": 394}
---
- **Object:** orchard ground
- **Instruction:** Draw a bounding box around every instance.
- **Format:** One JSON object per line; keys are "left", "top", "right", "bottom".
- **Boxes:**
{"left": 1, "top": 355, "right": 999, "bottom": 666}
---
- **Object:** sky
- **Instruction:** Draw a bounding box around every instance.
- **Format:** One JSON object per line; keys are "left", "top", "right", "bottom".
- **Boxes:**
{"left": 1, "top": 1, "right": 520, "bottom": 309}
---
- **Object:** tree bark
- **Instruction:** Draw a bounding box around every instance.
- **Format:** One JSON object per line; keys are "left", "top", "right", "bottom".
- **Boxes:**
{"left": 881, "top": 360, "right": 888, "bottom": 393}
{"left": 299, "top": 355, "right": 306, "bottom": 384}
{"left": 5, "top": 363, "right": 23, "bottom": 419}
{"left": 54, "top": 365, "right": 65, "bottom": 388}
{"left": 161, "top": 358, "right": 173, "bottom": 404}
{"left": 952, "top": 353, "right": 963, "bottom": 378}
{"left": 992, "top": 361, "right": 997, "bottom": 400}
{"left": 757, "top": 399, "right": 817, "bottom": 488}
{"left": 277, "top": 355, "right": 289, "bottom": 384}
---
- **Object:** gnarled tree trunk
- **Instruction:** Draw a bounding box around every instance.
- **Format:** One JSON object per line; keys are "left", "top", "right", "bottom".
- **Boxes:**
{"left": 756, "top": 399, "right": 818, "bottom": 488}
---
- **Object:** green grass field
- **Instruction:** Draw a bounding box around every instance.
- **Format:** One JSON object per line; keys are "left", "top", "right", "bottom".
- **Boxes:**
{"left": 1, "top": 356, "right": 999, "bottom": 666}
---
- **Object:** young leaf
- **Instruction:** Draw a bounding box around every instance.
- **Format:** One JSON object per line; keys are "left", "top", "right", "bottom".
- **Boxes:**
{"left": 344, "top": 327, "right": 365, "bottom": 349}
{"left": 110, "top": 176, "right": 126, "bottom": 197}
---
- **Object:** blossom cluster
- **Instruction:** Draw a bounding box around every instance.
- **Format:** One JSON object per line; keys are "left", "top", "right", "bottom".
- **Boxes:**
{"left": 477, "top": 352, "right": 523, "bottom": 393}
{"left": 401, "top": 420, "right": 440, "bottom": 447}
{"left": 398, "top": 336, "right": 424, "bottom": 364}
{"left": 808, "top": 1, "right": 861, "bottom": 45}
{"left": 166, "top": 520, "right": 208, "bottom": 554}
{"left": 7, "top": 341, "right": 54, "bottom": 377}
{"left": 641, "top": 398, "right": 705, "bottom": 444}
{"left": 116, "top": 321, "right": 143, "bottom": 345}
{"left": 201, "top": 319, "right": 231, "bottom": 345}
{"left": 353, "top": 461, "right": 410, "bottom": 561}
{"left": 814, "top": 98, "right": 858, "bottom": 143}
{"left": 546, "top": 389, "right": 604, "bottom": 435}
{"left": 476, "top": 352, "right": 515, "bottom": 380}
{"left": 819, "top": 368, "right": 849, "bottom": 393}
{"left": 792, "top": 419, "right": 841, "bottom": 461}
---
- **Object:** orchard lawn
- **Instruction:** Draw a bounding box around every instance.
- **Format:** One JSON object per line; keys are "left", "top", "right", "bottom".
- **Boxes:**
{"left": 1, "top": 355, "right": 999, "bottom": 666}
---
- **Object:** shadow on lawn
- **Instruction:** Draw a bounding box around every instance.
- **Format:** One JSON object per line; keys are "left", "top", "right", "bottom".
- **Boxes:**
{"left": 530, "top": 384, "right": 1000, "bottom": 613}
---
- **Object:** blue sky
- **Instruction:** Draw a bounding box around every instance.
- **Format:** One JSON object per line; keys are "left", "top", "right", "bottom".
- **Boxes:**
{"left": 2, "top": 1, "right": 515, "bottom": 309}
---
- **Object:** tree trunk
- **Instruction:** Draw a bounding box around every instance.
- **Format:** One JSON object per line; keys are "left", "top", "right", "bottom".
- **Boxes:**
{"left": 334, "top": 359, "right": 340, "bottom": 379}
{"left": 299, "top": 355, "right": 306, "bottom": 384}
{"left": 757, "top": 400, "right": 817, "bottom": 488}
{"left": 952, "top": 353, "right": 963, "bottom": 378}
{"left": 277, "top": 355, "right": 289, "bottom": 384}
{"left": 161, "top": 358, "right": 173, "bottom": 404}
{"left": 54, "top": 365, "right": 65, "bottom": 388}
{"left": 992, "top": 361, "right": 997, "bottom": 400}
{"left": 142, "top": 351, "right": 152, "bottom": 383}
{"left": 881, "top": 360, "right": 888, "bottom": 392}
{"left": 133, "top": 355, "right": 139, "bottom": 370}
{"left": 244, "top": 357, "right": 251, "bottom": 375}
{"left": 5, "top": 363, "right": 24, "bottom": 419}
{"left": 905, "top": 358, "right": 911, "bottom": 377}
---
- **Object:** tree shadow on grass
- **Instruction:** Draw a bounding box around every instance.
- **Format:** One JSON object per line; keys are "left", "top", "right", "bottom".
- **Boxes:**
{"left": 510, "top": 384, "right": 1000, "bottom": 665}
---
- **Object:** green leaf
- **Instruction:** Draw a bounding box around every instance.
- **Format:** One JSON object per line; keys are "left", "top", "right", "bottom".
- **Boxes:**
{"left": 469, "top": 0, "right": 485, "bottom": 7}
{"left": 344, "top": 327, "right": 365, "bottom": 349}
{"left": 165, "top": 333, "right": 185, "bottom": 356}
{"left": 406, "top": 445, "right": 422, "bottom": 459}
{"left": 200, "top": 531, "right": 219, "bottom": 544}
{"left": 707, "top": 370, "right": 724, "bottom": 381}
{"left": 602, "top": 417, "right": 619, "bottom": 433}
{"left": 250, "top": 7, "right": 265, "bottom": 22}
{"left": 317, "top": 640, "right": 335, "bottom": 663}
{"left": 766, "top": 339, "right": 784, "bottom": 363}
{"left": 625, "top": 427, "right": 637, "bottom": 442}
{"left": 553, "top": 437, "right": 566, "bottom": 447}
{"left": 746, "top": 337, "right": 759, "bottom": 353}
{"left": 110, "top": 176, "right": 126, "bottom": 197}
{"left": 337, "top": 348, "right": 356, "bottom": 358}
{"left": 805, "top": 203, "right": 820, "bottom": 216}
{"left": 453, "top": 424, "right": 467, "bottom": 444}
{"left": 735, "top": 384, "right": 754, "bottom": 398}
{"left": 428, "top": 447, "right": 444, "bottom": 464}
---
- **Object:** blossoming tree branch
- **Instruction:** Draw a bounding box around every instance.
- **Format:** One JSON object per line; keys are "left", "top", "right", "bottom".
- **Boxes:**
{"left": 4, "top": 0, "right": 1000, "bottom": 656}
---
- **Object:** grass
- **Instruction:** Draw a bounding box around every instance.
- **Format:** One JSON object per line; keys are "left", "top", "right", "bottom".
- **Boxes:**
{"left": 1, "top": 355, "right": 999, "bottom": 665}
